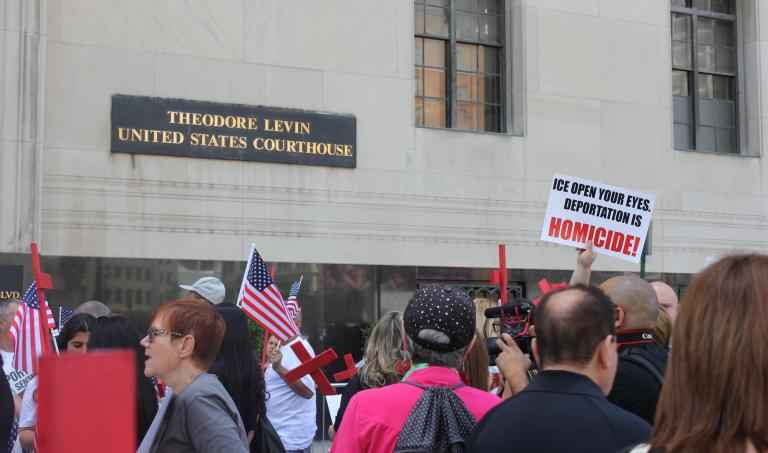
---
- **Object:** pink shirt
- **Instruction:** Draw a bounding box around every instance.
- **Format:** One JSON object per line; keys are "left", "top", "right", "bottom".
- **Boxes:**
{"left": 330, "top": 366, "right": 501, "bottom": 453}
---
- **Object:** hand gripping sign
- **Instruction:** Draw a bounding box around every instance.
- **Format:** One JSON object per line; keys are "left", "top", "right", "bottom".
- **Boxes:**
{"left": 283, "top": 340, "right": 339, "bottom": 395}
{"left": 540, "top": 174, "right": 656, "bottom": 264}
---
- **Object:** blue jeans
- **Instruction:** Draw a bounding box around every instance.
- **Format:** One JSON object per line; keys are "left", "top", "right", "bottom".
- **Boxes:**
{"left": 286, "top": 449, "right": 311, "bottom": 453}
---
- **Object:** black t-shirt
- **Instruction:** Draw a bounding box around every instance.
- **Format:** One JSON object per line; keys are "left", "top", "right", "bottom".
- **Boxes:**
{"left": 608, "top": 342, "right": 668, "bottom": 426}
{"left": 333, "top": 374, "right": 370, "bottom": 432}
{"left": 0, "top": 355, "right": 14, "bottom": 450}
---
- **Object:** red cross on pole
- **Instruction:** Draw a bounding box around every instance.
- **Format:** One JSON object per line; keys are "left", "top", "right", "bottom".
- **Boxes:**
{"left": 332, "top": 353, "right": 358, "bottom": 382}
{"left": 283, "top": 340, "right": 339, "bottom": 395}
{"left": 489, "top": 243, "right": 508, "bottom": 304}
{"left": 30, "top": 242, "right": 55, "bottom": 354}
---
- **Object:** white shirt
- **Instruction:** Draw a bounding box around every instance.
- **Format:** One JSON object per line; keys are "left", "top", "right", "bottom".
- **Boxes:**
{"left": 19, "top": 376, "right": 37, "bottom": 429}
{"left": 265, "top": 338, "right": 317, "bottom": 450}
{"left": 2, "top": 350, "right": 31, "bottom": 395}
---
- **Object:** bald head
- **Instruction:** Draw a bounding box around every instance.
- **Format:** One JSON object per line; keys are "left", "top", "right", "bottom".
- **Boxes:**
{"left": 600, "top": 276, "right": 658, "bottom": 330}
{"left": 650, "top": 281, "right": 679, "bottom": 324}
{"left": 533, "top": 285, "right": 616, "bottom": 368}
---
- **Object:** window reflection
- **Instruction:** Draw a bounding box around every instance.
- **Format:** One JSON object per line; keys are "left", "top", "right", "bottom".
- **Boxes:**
{"left": 0, "top": 253, "right": 693, "bottom": 375}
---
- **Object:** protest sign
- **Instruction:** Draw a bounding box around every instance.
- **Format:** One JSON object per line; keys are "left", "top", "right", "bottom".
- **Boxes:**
{"left": 37, "top": 351, "right": 135, "bottom": 453}
{"left": 6, "top": 368, "right": 32, "bottom": 395}
{"left": 540, "top": 174, "right": 656, "bottom": 264}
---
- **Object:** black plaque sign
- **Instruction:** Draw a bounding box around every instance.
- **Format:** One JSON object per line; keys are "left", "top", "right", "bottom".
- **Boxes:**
{"left": 111, "top": 95, "right": 356, "bottom": 168}
{"left": 0, "top": 265, "right": 23, "bottom": 301}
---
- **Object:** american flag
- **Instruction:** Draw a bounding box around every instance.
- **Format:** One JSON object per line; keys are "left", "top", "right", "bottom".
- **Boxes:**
{"left": 285, "top": 276, "right": 303, "bottom": 321}
{"left": 10, "top": 282, "right": 56, "bottom": 375}
{"left": 237, "top": 247, "right": 299, "bottom": 342}
{"left": 6, "top": 420, "right": 16, "bottom": 453}
{"left": 58, "top": 306, "right": 75, "bottom": 330}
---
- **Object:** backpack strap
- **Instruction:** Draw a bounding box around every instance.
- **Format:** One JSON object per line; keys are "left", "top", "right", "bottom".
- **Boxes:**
{"left": 620, "top": 349, "right": 664, "bottom": 386}
{"left": 401, "top": 381, "right": 464, "bottom": 391}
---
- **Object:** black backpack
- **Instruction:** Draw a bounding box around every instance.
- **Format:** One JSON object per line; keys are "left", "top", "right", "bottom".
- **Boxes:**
{"left": 394, "top": 382, "right": 476, "bottom": 453}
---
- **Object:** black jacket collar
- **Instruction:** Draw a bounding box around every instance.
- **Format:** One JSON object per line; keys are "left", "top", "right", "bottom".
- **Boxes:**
{"left": 525, "top": 370, "right": 605, "bottom": 399}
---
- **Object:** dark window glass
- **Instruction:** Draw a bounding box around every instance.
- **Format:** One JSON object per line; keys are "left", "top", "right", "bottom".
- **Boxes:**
{"left": 670, "top": 0, "right": 737, "bottom": 154}
{"left": 415, "top": 0, "right": 504, "bottom": 132}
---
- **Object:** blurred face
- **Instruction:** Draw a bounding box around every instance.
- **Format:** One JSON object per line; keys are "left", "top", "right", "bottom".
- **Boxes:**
{"left": 652, "top": 283, "right": 679, "bottom": 324}
{"left": 140, "top": 314, "right": 184, "bottom": 379}
{"left": 294, "top": 311, "right": 303, "bottom": 330}
{"left": 267, "top": 336, "right": 280, "bottom": 356}
{"left": 0, "top": 302, "right": 17, "bottom": 335}
{"left": 66, "top": 331, "right": 89, "bottom": 353}
{"left": 596, "top": 336, "right": 619, "bottom": 395}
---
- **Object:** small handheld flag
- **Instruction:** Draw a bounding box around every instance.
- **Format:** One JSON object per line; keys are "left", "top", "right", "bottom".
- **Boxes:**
{"left": 286, "top": 275, "right": 303, "bottom": 321}
{"left": 10, "top": 283, "right": 56, "bottom": 375}
{"left": 237, "top": 246, "right": 339, "bottom": 395}
{"left": 237, "top": 246, "right": 299, "bottom": 342}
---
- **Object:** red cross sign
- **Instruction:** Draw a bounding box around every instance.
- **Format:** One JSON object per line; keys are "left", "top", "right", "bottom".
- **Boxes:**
{"left": 283, "top": 341, "right": 339, "bottom": 395}
{"left": 332, "top": 353, "right": 358, "bottom": 382}
{"left": 489, "top": 243, "right": 509, "bottom": 304}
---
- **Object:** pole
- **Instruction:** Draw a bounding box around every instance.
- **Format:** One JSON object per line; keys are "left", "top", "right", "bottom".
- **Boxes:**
{"left": 31, "top": 242, "right": 57, "bottom": 355}
{"left": 498, "top": 243, "right": 508, "bottom": 304}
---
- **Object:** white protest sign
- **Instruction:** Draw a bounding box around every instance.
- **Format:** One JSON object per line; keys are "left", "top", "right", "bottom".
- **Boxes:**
{"left": 7, "top": 368, "right": 32, "bottom": 395}
{"left": 326, "top": 394, "right": 342, "bottom": 426}
{"left": 540, "top": 174, "right": 656, "bottom": 264}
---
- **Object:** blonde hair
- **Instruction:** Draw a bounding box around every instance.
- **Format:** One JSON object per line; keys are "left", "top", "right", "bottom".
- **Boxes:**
{"left": 473, "top": 297, "right": 497, "bottom": 340}
{"left": 654, "top": 308, "right": 672, "bottom": 348}
{"left": 359, "top": 311, "right": 410, "bottom": 388}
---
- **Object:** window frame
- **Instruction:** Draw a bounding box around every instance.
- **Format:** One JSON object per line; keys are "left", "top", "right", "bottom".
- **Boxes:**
{"left": 415, "top": 0, "right": 520, "bottom": 135}
{"left": 671, "top": 1, "right": 739, "bottom": 154}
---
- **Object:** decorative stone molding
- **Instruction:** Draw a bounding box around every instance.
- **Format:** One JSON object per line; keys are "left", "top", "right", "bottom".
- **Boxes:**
{"left": 0, "top": 0, "right": 46, "bottom": 252}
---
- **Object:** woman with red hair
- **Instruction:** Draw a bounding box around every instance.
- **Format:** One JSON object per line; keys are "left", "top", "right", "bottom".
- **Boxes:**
{"left": 138, "top": 299, "right": 249, "bottom": 453}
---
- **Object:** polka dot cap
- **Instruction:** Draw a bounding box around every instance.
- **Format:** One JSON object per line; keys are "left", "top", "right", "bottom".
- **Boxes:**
{"left": 404, "top": 284, "right": 476, "bottom": 352}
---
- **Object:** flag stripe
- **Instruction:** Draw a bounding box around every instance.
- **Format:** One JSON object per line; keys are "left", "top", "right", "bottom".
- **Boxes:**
{"left": 259, "top": 285, "right": 297, "bottom": 330}
{"left": 236, "top": 247, "right": 300, "bottom": 342}
{"left": 242, "top": 290, "right": 295, "bottom": 338}
{"left": 239, "top": 299, "right": 292, "bottom": 341}
{"left": 244, "top": 284, "right": 297, "bottom": 335}
{"left": 11, "top": 282, "right": 54, "bottom": 375}
{"left": 239, "top": 297, "right": 294, "bottom": 341}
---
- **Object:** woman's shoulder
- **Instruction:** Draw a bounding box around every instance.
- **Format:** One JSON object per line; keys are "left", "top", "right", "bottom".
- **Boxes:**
{"left": 178, "top": 373, "right": 231, "bottom": 402}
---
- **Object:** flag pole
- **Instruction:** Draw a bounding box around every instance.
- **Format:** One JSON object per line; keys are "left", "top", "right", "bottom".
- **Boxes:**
{"left": 30, "top": 242, "right": 58, "bottom": 355}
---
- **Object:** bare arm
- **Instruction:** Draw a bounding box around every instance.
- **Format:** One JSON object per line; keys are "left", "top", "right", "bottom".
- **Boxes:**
{"left": 269, "top": 347, "right": 314, "bottom": 399}
{"left": 569, "top": 242, "right": 597, "bottom": 286}
{"left": 19, "top": 429, "right": 34, "bottom": 450}
{"left": 273, "top": 363, "right": 314, "bottom": 399}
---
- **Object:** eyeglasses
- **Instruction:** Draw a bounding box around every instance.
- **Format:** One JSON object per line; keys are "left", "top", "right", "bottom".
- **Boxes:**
{"left": 145, "top": 327, "right": 185, "bottom": 343}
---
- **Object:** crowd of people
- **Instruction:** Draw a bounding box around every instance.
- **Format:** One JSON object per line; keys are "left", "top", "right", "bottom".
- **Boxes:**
{"left": 0, "top": 249, "right": 764, "bottom": 452}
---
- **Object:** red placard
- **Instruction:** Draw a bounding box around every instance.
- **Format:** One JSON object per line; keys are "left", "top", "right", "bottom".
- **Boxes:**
{"left": 37, "top": 351, "right": 136, "bottom": 453}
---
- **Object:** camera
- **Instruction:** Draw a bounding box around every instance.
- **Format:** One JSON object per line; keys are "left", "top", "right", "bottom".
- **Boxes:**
{"left": 485, "top": 299, "right": 534, "bottom": 366}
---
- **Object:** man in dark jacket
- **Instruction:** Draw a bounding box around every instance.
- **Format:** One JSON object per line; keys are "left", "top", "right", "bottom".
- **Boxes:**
{"left": 601, "top": 275, "right": 668, "bottom": 425}
{"left": 0, "top": 354, "right": 14, "bottom": 450}
{"left": 468, "top": 285, "right": 650, "bottom": 453}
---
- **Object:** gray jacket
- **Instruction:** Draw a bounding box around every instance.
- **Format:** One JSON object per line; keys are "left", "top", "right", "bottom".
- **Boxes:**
{"left": 138, "top": 373, "right": 249, "bottom": 453}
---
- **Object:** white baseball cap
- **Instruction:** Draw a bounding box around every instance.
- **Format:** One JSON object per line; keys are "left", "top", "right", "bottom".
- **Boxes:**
{"left": 179, "top": 277, "right": 226, "bottom": 305}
